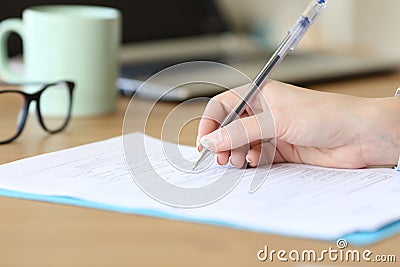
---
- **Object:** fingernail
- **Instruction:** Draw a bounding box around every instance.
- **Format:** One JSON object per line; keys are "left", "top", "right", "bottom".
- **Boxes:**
{"left": 200, "top": 138, "right": 216, "bottom": 151}
{"left": 214, "top": 155, "right": 221, "bottom": 166}
{"left": 200, "top": 131, "right": 223, "bottom": 151}
{"left": 196, "top": 136, "right": 202, "bottom": 152}
{"left": 228, "top": 156, "right": 234, "bottom": 167}
{"left": 246, "top": 154, "right": 252, "bottom": 163}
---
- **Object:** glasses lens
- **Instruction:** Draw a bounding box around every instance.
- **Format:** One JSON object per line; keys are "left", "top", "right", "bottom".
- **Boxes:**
{"left": 39, "top": 82, "right": 71, "bottom": 131}
{"left": 0, "top": 92, "right": 25, "bottom": 142}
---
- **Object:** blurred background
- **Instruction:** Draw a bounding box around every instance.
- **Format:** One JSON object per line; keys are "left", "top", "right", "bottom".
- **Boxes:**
{"left": 1, "top": 0, "right": 399, "bottom": 98}
{"left": 219, "top": 0, "right": 400, "bottom": 57}
{"left": 2, "top": 0, "right": 399, "bottom": 57}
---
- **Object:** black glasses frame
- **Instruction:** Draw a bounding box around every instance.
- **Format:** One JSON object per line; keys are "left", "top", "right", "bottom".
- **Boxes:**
{"left": 0, "top": 81, "right": 75, "bottom": 144}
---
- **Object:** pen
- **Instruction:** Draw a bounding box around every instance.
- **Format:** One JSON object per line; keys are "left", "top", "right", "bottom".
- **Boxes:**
{"left": 193, "top": 0, "right": 327, "bottom": 170}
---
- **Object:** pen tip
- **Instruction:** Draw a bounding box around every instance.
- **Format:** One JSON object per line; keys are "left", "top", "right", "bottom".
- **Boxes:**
{"left": 192, "top": 149, "right": 211, "bottom": 171}
{"left": 192, "top": 162, "right": 198, "bottom": 170}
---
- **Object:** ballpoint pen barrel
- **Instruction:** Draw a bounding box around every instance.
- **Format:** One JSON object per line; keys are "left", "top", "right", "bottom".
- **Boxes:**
{"left": 193, "top": 0, "right": 326, "bottom": 170}
{"left": 218, "top": 0, "right": 327, "bottom": 129}
{"left": 288, "top": 0, "right": 327, "bottom": 51}
{"left": 219, "top": 0, "right": 327, "bottom": 128}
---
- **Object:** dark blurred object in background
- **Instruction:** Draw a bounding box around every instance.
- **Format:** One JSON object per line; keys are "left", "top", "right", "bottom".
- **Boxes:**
{"left": 0, "top": 0, "right": 229, "bottom": 57}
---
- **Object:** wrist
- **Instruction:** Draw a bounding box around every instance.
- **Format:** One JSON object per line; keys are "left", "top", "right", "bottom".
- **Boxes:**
{"left": 359, "top": 97, "right": 400, "bottom": 166}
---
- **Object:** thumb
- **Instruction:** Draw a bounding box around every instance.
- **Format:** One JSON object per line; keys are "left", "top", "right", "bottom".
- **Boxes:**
{"left": 200, "top": 112, "right": 275, "bottom": 152}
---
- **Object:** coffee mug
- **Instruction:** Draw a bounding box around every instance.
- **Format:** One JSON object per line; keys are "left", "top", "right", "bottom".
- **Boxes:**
{"left": 0, "top": 5, "right": 122, "bottom": 116}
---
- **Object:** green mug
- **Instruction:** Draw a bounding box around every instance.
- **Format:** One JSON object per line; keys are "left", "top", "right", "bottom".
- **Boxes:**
{"left": 0, "top": 5, "right": 122, "bottom": 116}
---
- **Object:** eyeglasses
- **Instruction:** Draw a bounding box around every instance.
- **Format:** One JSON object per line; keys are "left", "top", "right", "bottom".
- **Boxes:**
{"left": 0, "top": 81, "right": 75, "bottom": 144}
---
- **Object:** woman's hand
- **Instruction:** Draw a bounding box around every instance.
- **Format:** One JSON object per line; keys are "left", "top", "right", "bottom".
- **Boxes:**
{"left": 197, "top": 80, "right": 400, "bottom": 168}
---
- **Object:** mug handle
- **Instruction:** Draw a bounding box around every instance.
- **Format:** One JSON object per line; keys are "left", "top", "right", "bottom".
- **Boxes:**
{"left": 0, "top": 18, "right": 24, "bottom": 82}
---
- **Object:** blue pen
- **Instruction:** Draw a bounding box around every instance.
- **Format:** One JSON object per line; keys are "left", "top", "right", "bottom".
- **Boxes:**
{"left": 194, "top": 0, "right": 327, "bottom": 170}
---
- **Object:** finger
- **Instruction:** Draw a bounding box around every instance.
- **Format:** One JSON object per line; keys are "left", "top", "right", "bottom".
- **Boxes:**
{"left": 229, "top": 146, "right": 248, "bottom": 168}
{"left": 200, "top": 112, "right": 274, "bottom": 153}
{"left": 196, "top": 98, "right": 225, "bottom": 151}
{"left": 246, "top": 142, "right": 276, "bottom": 168}
{"left": 216, "top": 151, "right": 230, "bottom": 165}
{"left": 197, "top": 98, "right": 226, "bottom": 137}
{"left": 211, "top": 83, "right": 250, "bottom": 115}
{"left": 197, "top": 84, "right": 250, "bottom": 144}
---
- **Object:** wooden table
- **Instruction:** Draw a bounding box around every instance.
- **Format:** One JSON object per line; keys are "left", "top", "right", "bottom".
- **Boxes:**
{"left": 0, "top": 72, "right": 399, "bottom": 266}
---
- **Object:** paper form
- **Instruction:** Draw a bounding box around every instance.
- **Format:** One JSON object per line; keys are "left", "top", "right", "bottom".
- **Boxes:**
{"left": 0, "top": 132, "right": 399, "bottom": 241}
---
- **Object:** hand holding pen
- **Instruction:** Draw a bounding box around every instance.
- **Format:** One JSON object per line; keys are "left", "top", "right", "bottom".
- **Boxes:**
{"left": 194, "top": 0, "right": 327, "bottom": 170}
